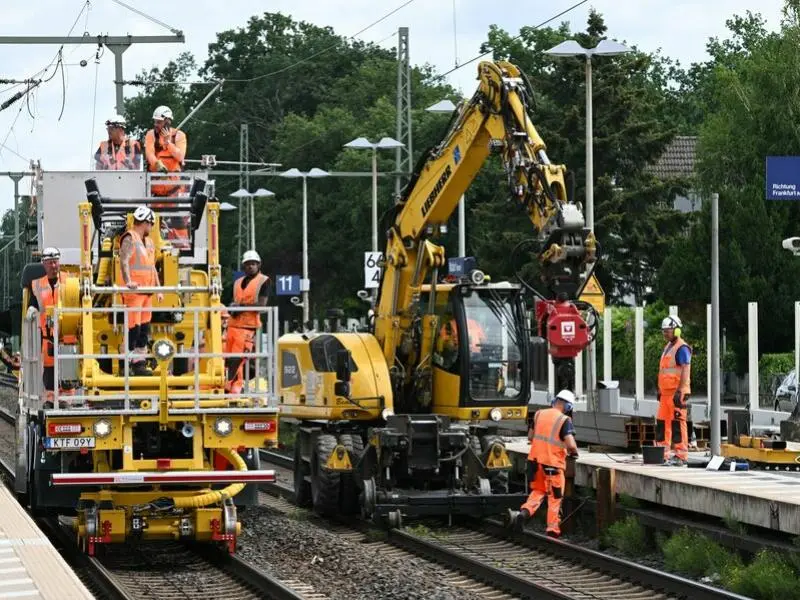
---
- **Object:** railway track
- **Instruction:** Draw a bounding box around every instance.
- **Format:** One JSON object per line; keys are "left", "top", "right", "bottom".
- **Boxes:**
{"left": 0, "top": 406, "right": 312, "bottom": 600}
{"left": 260, "top": 449, "right": 749, "bottom": 600}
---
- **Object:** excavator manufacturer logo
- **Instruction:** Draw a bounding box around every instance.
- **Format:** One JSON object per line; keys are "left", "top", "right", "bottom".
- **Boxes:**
{"left": 421, "top": 164, "right": 452, "bottom": 218}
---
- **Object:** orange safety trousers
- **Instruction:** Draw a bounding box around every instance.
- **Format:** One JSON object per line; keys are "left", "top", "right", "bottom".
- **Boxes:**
{"left": 521, "top": 463, "right": 565, "bottom": 536}
{"left": 656, "top": 394, "right": 688, "bottom": 461}
{"left": 224, "top": 326, "right": 256, "bottom": 394}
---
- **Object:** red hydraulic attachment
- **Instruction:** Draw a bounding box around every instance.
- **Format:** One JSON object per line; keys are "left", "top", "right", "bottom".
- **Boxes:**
{"left": 535, "top": 300, "right": 590, "bottom": 359}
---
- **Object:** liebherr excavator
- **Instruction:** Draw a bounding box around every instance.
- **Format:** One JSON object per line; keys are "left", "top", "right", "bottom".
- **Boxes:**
{"left": 278, "top": 59, "right": 597, "bottom": 524}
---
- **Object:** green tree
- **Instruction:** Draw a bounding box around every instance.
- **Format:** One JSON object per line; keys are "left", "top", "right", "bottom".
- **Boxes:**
{"left": 659, "top": 3, "right": 800, "bottom": 369}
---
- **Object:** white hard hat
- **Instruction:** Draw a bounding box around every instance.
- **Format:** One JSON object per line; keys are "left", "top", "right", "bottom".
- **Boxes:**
{"left": 242, "top": 250, "right": 261, "bottom": 264}
{"left": 555, "top": 389, "right": 576, "bottom": 404}
{"left": 105, "top": 114, "right": 126, "bottom": 127}
{"left": 133, "top": 205, "right": 155, "bottom": 224}
{"left": 152, "top": 105, "right": 173, "bottom": 121}
{"left": 41, "top": 247, "right": 61, "bottom": 261}
{"left": 661, "top": 315, "right": 683, "bottom": 330}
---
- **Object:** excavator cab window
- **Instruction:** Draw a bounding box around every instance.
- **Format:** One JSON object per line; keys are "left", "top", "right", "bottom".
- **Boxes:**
{"left": 460, "top": 288, "right": 525, "bottom": 402}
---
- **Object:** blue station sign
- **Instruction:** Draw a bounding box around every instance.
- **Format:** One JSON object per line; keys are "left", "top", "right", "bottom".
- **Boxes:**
{"left": 766, "top": 156, "right": 800, "bottom": 200}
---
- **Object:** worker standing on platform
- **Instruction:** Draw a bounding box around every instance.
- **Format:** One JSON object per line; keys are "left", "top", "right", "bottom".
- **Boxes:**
{"left": 94, "top": 115, "right": 141, "bottom": 171}
{"left": 656, "top": 315, "right": 692, "bottom": 466}
{"left": 118, "top": 206, "right": 163, "bottom": 376}
{"left": 224, "top": 251, "right": 270, "bottom": 394}
{"left": 513, "top": 389, "right": 579, "bottom": 537}
{"left": 27, "top": 247, "right": 69, "bottom": 406}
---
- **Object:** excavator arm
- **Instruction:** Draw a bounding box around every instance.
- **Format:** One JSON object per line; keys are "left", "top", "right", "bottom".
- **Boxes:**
{"left": 374, "top": 60, "right": 597, "bottom": 393}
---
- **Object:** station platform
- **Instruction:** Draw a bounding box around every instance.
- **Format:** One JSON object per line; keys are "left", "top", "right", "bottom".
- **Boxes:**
{"left": 506, "top": 439, "right": 800, "bottom": 536}
{"left": 0, "top": 484, "right": 94, "bottom": 599}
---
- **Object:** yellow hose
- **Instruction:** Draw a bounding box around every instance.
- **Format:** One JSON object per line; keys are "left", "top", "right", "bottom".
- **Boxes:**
{"left": 172, "top": 448, "right": 247, "bottom": 508}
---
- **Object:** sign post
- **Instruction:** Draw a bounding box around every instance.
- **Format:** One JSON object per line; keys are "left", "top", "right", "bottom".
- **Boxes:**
{"left": 276, "top": 274, "right": 301, "bottom": 297}
{"left": 364, "top": 252, "right": 383, "bottom": 290}
{"left": 766, "top": 156, "right": 800, "bottom": 200}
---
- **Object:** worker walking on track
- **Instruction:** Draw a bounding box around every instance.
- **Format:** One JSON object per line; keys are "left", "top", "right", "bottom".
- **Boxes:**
{"left": 225, "top": 251, "right": 270, "bottom": 395}
{"left": 94, "top": 115, "right": 141, "bottom": 171}
{"left": 118, "top": 206, "right": 163, "bottom": 376}
{"left": 656, "top": 315, "right": 692, "bottom": 466}
{"left": 27, "top": 247, "right": 70, "bottom": 406}
{"left": 513, "top": 389, "right": 579, "bottom": 537}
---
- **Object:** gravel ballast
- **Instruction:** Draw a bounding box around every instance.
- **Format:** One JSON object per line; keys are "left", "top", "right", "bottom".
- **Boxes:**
{"left": 239, "top": 506, "right": 485, "bottom": 600}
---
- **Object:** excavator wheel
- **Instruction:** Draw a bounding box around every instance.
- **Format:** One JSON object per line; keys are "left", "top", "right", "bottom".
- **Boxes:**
{"left": 338, "top": 433, "right": 364, "bottom": 515}
{"left": 480, "top": 434, "right": 510, "bottom": 494}
{"left": 310, "top": 433, "right": 340, "bottom": 516}
{"left": 293, "top": 441, "right": 312, "bottom": 507}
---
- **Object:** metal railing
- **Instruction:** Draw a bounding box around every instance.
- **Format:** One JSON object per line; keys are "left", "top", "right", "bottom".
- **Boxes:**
{"left": 22, "top": 302, "right": 279, "bottom": 414}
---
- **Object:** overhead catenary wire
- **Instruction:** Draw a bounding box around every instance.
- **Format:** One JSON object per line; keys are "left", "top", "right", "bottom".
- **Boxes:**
{"left": 110, "top": 0, "right": 182, "bottom": 36}
{"left": 434, "top": 0, "right": 591, "bottom": 81}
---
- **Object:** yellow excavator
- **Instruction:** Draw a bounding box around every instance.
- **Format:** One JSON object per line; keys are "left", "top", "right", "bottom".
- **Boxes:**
{"left": 278, "top": 60, "right": 598, "bottom": 524}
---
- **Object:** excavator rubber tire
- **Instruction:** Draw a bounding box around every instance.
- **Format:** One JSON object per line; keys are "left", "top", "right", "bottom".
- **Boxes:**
{"left": 293, "top": 441, "right": 312, "bottom": 508}
{"left": 480, "top": 434, "right": 510, "bottom": 494}
{"left": 310, "top": 433, "right": 341, "bottom": 516}
{"left": 338, "top": 433, "right": 364, "bottom": 515}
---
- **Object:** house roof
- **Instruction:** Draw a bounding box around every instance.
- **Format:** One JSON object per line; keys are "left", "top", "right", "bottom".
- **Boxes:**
{"left": 645, "top": 135, "right": 697, "bottom": 179}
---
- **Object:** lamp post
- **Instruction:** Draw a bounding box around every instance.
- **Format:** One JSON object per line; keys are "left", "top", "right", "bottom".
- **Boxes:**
{"left": 545, "top": 38, "right": 632, "bottom": 405}
{"left": 230, "top": 187, "right": 275, "bottom": 252}
{"left": 279, "top": 167, "right": 330, "bottom": 324}
{"left": 425, "top": 99, "right": 465, "bottom": 256}
{"left": 343, "top": 137, "right": 405, "bottom": 254}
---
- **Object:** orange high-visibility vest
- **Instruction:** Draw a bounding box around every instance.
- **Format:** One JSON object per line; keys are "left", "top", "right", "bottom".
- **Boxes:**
{"left": 31, "top": 273, "right": 68, "bottom": 334}
{"left": 95, "top": 137, "right": 141, "bottom": 170}
{"left": 145, "top": 128, "right": 187, "bottom": 197}
{"left": 228, "top": 274, "right": 269, "bottom": 330}
{"left": 658, "top": 338, "right": 691, "bottom": 395}
{"left": 527, "top": 407, "right": 568, "bottom": 469}
{"left": 117, "top": 230, "right": 157, "bottom": 287}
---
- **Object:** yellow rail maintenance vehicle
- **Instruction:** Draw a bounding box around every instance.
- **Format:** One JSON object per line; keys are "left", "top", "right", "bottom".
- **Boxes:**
{"left": 14, "top": 168, "right": 280, "bottom": 555}
{"left": 279, "top": 60, "right": 598, "bottom": 526}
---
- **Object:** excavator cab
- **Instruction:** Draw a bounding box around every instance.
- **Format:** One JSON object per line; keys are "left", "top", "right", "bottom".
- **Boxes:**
{"left": 428, "top": 282, "right": 530, "bottom": 420}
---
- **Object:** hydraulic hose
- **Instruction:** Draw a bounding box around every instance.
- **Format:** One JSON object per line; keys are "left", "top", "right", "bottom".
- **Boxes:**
{"left": 171, "top": 447, "right": 247, "bottom": 508}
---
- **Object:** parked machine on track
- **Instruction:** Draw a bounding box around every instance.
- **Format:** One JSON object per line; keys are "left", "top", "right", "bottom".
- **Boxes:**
{"left": 278, "top": 60, "right": 598, "bottom": 524}
{"left": 14, "top": 167, "right": 280, "bottom": 554}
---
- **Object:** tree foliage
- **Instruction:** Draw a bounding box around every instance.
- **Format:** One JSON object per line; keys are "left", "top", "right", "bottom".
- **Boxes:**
{"left": 658, "top": 4, "right": 800, "bottom": 369}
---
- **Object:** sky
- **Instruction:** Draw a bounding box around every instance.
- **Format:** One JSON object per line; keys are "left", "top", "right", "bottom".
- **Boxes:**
{"left": 0, "top": 0, "right": 789, "bottom": 216}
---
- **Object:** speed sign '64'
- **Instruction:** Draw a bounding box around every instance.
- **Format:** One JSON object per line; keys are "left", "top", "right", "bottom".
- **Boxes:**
{"left": 364, "top": 252, "right": 383, "bottom": 289}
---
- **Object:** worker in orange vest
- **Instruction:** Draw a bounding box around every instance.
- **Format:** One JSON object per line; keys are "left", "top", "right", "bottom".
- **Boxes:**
{"left": 117, "top": 206, "right": 164, "bottom": 376}
{"left": 225, "top": 251, "right": 270, "bottom": 395}
{"left": 27, "top": 247, "right": 70, "bottom": 406}
{"left": 439, "top": 317, "right": 487, "bottom": 354}
{"left": 656, "top": 315, "right": 692, "bottom": 466}
{"left": 145, "top": 105, "right": 190, "bottom": 248}
{"left": 94, "top": 114, "right": 141, "bottom": 170}
{"left": 513, "top": 389, "right": 579, "bottom": 537}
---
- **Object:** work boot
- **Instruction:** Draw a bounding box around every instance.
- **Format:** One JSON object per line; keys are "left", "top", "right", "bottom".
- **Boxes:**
{"left": 546, "top": 530, "right": 561, "bottom": 539}
{"left": 667, "top": 456, "right": 688, "bottom": 467}
{"left": 131, "top": 362, "right": 153, "bottom": 376}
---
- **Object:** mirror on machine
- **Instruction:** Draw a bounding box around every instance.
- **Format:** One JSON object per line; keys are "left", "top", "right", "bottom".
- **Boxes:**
{"left": 334, "top": 348, "right": 352, "bottom": 398}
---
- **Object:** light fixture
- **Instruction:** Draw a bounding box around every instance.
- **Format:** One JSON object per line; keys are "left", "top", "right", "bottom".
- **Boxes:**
{"left": 153, "top": 339, "right": 175, "bottom": 361}
{"left": 219, "top": 202, "right": 237, "bottom": 211}
{"left": 425, "top": 99, "right": 457, "bottom": 113}
{"left": 213, "top": 417, "right": 233, "bottom": 437}
{"left": 229, "top": 188, "right": 251, "bottom": 198}
{"left": 253, "top": 188, "right": 275, "bottom": 198}
{"left": 489, "top": 407, "right": 503, "bottom": 422}
{"left": 93, "top": 419, "right": 112, "bottom": 438}
{"left": 381, "top": 408, "right": 394, "bottom": 421}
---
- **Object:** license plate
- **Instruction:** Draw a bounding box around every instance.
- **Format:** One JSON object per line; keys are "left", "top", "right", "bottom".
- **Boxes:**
{"left": 44, "top": 437, "right": 96, "bottom": 450}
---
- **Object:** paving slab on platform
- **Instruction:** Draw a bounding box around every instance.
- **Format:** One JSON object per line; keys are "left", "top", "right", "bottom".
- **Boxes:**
{"left": 506, "top": 440, "right": 800, "bottom": 536}
{"left": 0, "top": 484, "right": 94, "bottom": 599}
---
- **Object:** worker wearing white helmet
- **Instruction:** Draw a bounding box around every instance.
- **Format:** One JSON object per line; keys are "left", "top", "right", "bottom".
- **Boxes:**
{"left": 117, "top": 206, "right": 164, "bottom": 376}
{"left": 224, "top": 250, "right": 270, "bottom": 395}
{"left": 27, "top": 247, "right": 71, "bottom": 405}
{"left": 144, "top": 104, "right": 187, "bottom": 197}
{"left": 94, "top": 113, "right": 141, "bottom": 171}
{"left": 656, "top": 314, "right": 692, "bottom": 466}
{"left": 513, "top": 389, "right": 579, "bottom": 537}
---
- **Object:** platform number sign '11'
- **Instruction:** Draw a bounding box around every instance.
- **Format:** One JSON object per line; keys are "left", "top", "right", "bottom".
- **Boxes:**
{"left": 276, "top": 274, "right": 301, "bottom": 296}
{"left": 364, "top": 252, "right": 383, "bottom": 289}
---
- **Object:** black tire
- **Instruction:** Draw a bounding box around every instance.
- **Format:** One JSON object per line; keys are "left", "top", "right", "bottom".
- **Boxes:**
{"left": 293, "top": 440, "right": 312, "bottom": 507}
{"left": 480, "top": 434, "right": 510, "bottom": 494}
{"left": 311, "top": 434, "right": 340, "bottom": 516}
{"left": 338, "top": 433, "right": 364, "bottom": 514}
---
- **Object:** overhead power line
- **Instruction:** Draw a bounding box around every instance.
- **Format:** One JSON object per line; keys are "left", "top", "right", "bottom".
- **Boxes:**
{"left": 110, "top": 0, "right": 183, "bottom": 36}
